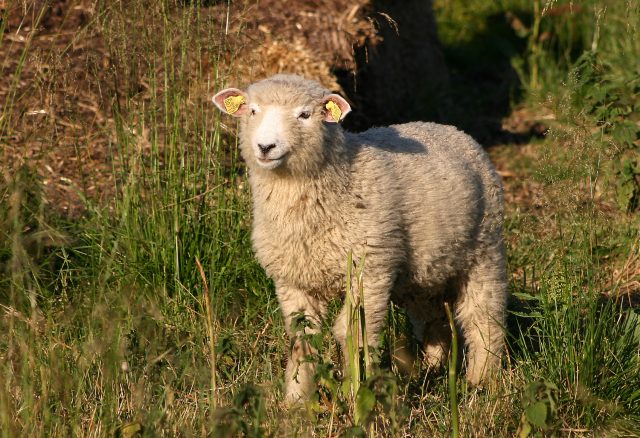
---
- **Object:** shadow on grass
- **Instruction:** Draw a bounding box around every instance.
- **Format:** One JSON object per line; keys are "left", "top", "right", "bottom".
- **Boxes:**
{"left": 336, "top": 8, "right": 549, "bottom": 148}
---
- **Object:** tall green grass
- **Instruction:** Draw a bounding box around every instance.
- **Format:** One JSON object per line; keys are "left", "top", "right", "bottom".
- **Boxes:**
{"left": 1, "top": 1, "right": 277, "bottom": 435}
{"left": 512, "top": 267, "right": 640, "bottom": 434}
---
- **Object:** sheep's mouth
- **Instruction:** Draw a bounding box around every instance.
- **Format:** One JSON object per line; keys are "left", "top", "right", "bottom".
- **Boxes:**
{"left": 256, "top": 154, "right": 287, "bottom": 169}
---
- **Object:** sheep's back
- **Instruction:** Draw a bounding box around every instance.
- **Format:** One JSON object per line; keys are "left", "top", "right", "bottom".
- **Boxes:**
{"left": 348, "top": 122, "right": 503, "bottom": 287}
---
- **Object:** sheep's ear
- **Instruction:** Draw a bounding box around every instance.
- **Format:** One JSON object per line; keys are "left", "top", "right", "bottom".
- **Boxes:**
{"left": 212, "top": 88, "right": 249, "bottom": 117}
{"left": 322, "top": 94, "right": 351, "bottom": 123}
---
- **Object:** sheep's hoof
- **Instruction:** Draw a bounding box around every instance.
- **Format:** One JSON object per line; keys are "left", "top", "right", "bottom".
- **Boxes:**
{"left": 284, "top": 391, "right": 305, "bottom": 406}
{"left": 423, "top": 342, "right": 448, "bottom": 370}
{"left": 392, "top": 335, "right": 418, "bottom": 377}
{"left": 284, "top": 384, "right": 315, "bottom": 406}
{"left": 465, "top": 358, "right": 500, "bottom": 388}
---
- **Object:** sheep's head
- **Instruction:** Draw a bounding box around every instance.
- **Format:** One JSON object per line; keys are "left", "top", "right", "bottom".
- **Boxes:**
{"left": 213, "top": 75, "right": 351, "bottom": 175}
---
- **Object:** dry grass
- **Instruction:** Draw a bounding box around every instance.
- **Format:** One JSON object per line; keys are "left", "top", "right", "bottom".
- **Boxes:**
{"left": 1, "top": 0, "right": 639, "bottom": 436}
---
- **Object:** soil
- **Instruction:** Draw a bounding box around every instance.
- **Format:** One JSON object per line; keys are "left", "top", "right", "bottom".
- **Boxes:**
{"left": 1, "top": 1, "right": 115, "bottom": 217}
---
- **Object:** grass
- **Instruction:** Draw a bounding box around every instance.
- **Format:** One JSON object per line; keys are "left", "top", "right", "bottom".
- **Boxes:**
{"left": 1, "top": 0, "right": 639, "bottom": 436}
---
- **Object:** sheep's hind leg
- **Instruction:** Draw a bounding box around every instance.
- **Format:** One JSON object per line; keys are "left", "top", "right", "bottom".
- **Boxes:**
{"left": 421, "top": 306, "right": 451, "bottom": 370}
{"left": 277, "top": 285, "right": 327, "bottom": 404}
{"left": 455, "top": 248, "right": 507, "bottom": 385}
{"left": 405, "top": 296, "right": 450, "bottom": 371}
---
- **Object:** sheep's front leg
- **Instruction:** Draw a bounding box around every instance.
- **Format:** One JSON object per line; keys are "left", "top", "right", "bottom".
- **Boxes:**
{"left": 277, "top": 284, "right": 327, "bottom": 404}
{"left": 455, "top": 247, "right": 507, "bottom": 385}
{"left": 333, "top": 274, "right": 393, "bottom": 366}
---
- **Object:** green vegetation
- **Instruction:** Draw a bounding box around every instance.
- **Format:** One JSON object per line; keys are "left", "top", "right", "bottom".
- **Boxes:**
{"left": 1, "top": 0, "right": 639, "bottom": 436}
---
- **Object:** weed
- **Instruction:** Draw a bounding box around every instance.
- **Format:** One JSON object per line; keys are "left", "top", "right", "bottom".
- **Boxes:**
{"left": 1, "top": 0, "right": 639, "bottom": 435}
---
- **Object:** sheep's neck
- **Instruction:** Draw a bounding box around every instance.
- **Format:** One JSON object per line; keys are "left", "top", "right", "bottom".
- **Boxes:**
{"left": 250, "top": 159, "right": 351, "bottom": 225}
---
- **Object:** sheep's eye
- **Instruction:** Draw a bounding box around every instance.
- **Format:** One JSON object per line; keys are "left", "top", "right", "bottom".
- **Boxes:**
{"left": 298, "top": 111, "right": 311, "bottom": 120}
{"left": 250, "top": 108, "right": 256, "bottom": 116}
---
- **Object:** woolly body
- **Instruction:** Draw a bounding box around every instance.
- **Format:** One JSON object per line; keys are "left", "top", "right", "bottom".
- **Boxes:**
{"left": 213, "top": 75, "right": 507, "bottom": 402}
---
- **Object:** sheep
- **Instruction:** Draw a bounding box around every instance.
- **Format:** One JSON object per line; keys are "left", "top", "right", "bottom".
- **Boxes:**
{"left": 212, "top": 74, "right": 508, "bottom": 403}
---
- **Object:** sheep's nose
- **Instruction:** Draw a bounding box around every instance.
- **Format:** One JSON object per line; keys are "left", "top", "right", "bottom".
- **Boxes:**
{"left": 258, "top": 143, "right": 276, "bottom": 154}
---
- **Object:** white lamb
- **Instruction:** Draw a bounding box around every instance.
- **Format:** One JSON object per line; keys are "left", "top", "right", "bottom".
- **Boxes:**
{"left": 213, "top": 74, "right": 508, "bottom": 403}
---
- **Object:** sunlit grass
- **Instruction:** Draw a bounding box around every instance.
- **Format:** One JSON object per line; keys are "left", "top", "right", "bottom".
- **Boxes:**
{"left": 1, "top": 0, "right": 639, "bottom": 436}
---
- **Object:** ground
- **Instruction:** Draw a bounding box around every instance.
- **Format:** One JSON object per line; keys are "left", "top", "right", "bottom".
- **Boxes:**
{"left": 1, "top": 0, "right": 639, "bottom": 436}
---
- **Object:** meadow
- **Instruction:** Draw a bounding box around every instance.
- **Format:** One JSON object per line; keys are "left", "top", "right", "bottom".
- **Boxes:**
{"left": 1, "top": 0, "right": 639, "bottom": 436}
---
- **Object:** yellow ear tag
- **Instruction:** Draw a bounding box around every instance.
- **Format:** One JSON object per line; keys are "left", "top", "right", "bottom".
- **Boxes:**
{"left": 325, "top": 100, "right": 342, "bottom": 122}
{"left": 223, "top": 95, "right": 246, "bottom": 114}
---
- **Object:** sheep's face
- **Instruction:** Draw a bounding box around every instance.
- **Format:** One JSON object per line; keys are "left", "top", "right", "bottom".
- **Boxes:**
{"left": 213, "top": 75, "right": 351, "bottom": 175}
